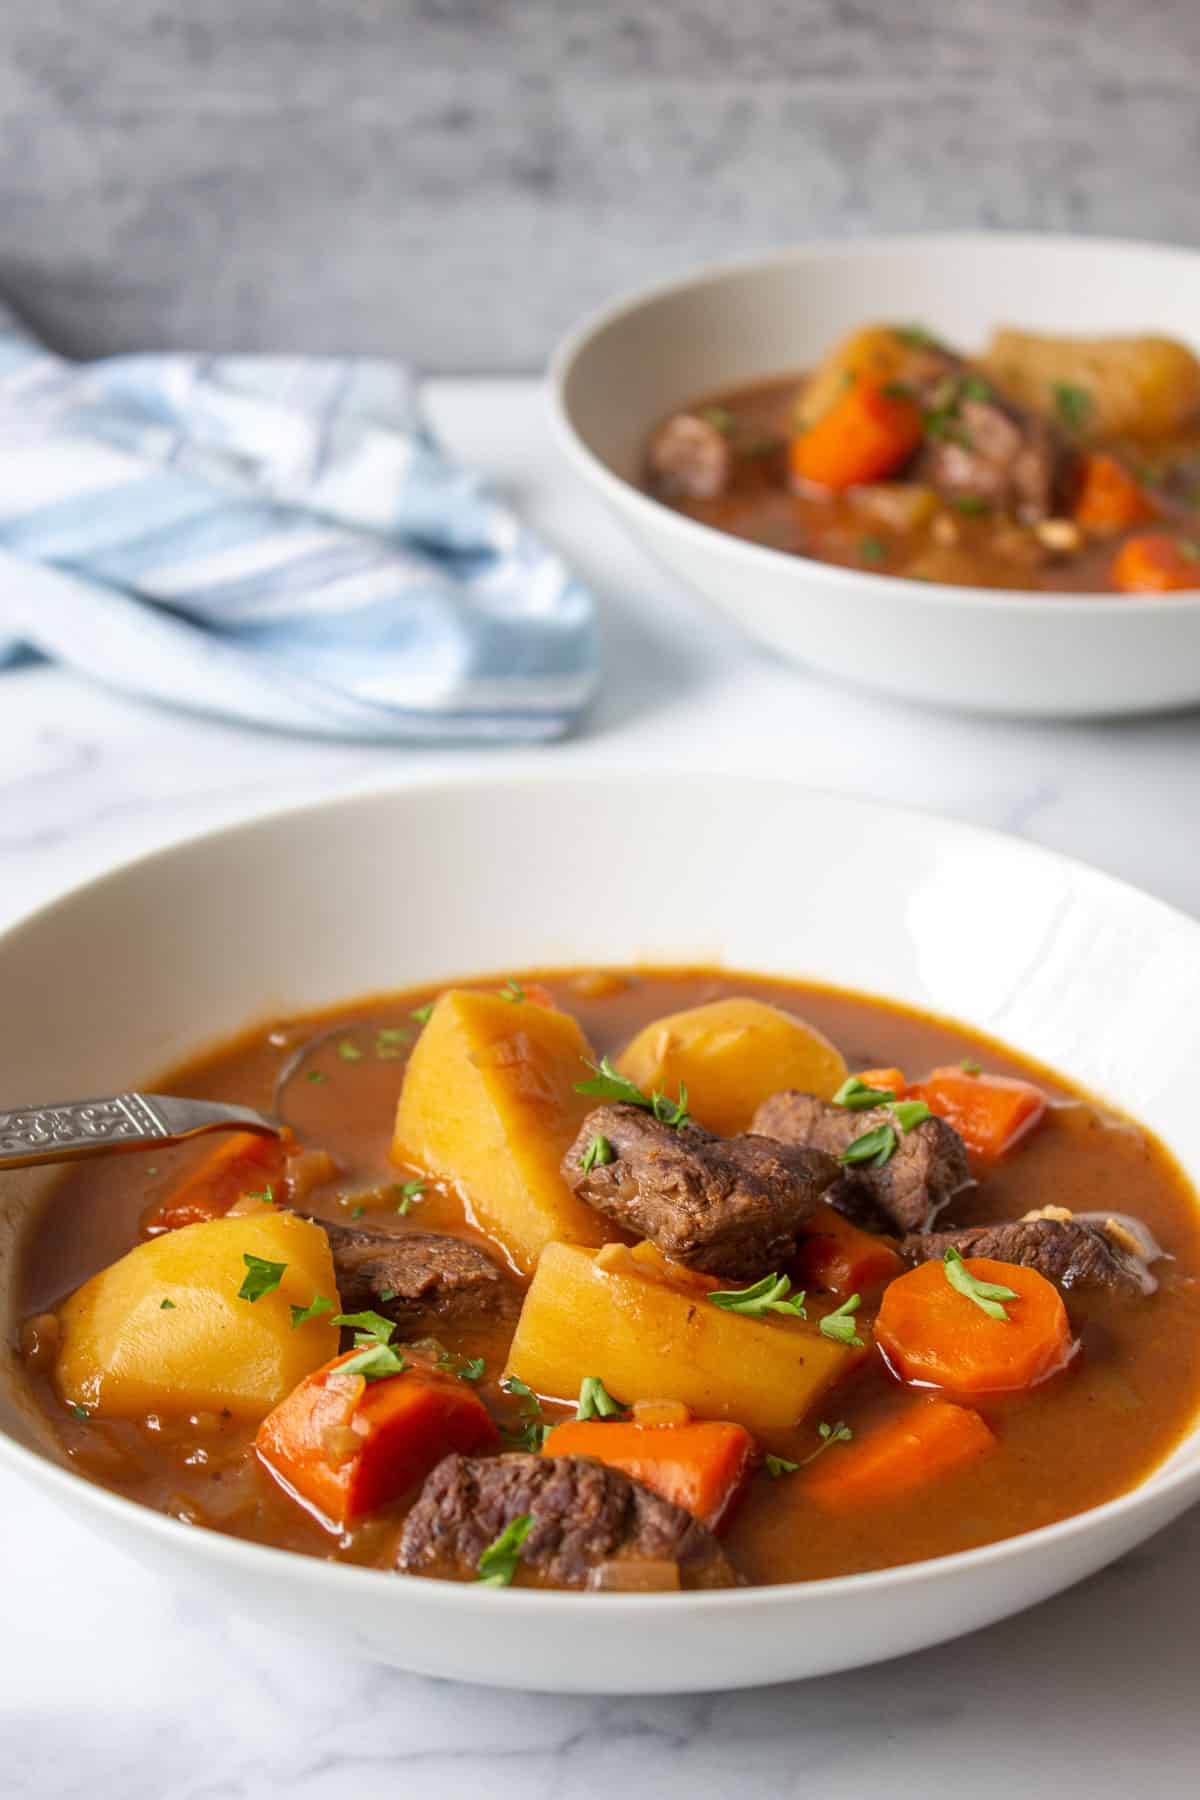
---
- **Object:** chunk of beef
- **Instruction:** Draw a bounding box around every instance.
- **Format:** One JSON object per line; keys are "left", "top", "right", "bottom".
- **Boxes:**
{"left": 646, "top": 412, "right": 732, "bottom": 500}
{"left": 562, "top": 1104, "right": 839, "bottom": 1278}
{"left": 396, "top": 1452, "right": 736, "bottom": 1590}
{"left": 901, "top": 1218, "right": 1153, "bottom": 1295}
{"left": 750, "top": 1092, "right": 970, "bottom": 1234}
{"left": 319, "top": 1221, "right": 515, "bottom": 1330}
{"left": 915, "top": 385, "right": 1064, "bottom": 521}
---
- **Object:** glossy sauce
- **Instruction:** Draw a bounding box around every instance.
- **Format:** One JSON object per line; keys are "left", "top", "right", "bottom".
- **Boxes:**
{"left": 18, "top": 969, "right": 1200, "bottom": 1585}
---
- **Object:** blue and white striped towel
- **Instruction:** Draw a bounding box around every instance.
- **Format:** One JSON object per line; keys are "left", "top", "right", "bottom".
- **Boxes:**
{"left": 0, "top": 314, "right": 597, "bottom": 740}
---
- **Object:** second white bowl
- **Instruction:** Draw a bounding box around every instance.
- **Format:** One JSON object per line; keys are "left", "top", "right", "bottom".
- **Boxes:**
{"left": 550, "top": 233, "right": 1200, "bottom": 718}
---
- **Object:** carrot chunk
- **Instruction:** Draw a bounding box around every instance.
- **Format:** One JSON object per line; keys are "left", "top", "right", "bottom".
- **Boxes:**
{"left": 1112, "top": 532, "right": 1200, "bottom": 593}
{"left": 142, "top": 1131, "right": 286, "bottom": 1234}
{"left": 804, "top": 1399, "right": 994, "bottom": 1507}
{"left": 1073, "top": 453, "right": 1156, "bottom": 533}
{"left": 541, "top": 1418, "right": 756, "bottom": 1531}
{"left": 256, "top": 1352, "right": 497, "bottom": 1528}
{"left": 909, "top": 1064, "right": 1045, "bottom": 1163}
{"left": 795, "top": 1201, "right": 904, "bottom": 1298}
{"left": 853, "top": 1067, "right": 907, "bottom": 1097}
{"left": 789, "top": 380, "right": 924, "bottom": 492}
{"left": 876, "top": 1256, "right": 1072, "bottom": 1395}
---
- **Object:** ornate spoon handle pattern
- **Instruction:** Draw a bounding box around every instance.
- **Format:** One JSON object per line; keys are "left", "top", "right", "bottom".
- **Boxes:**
{"left": 0, "top": 1094, "right": 279, "bottom": 1170}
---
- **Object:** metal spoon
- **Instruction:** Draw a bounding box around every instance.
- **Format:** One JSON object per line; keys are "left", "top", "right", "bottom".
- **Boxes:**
{"left": 0, "top": 1093, "right": 281, "bottom": 1171}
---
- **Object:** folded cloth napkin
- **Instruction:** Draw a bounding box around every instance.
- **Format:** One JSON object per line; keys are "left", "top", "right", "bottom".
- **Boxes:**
{"left": 0, "top": 312, "right": 596, "bottom": 740}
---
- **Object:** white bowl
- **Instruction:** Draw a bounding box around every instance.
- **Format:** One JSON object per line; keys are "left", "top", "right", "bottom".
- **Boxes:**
{"left": 549, "top": 233, "right": 1200, "bottom": 718}
{"left": 2, "top": 772, "right": 1199, "bottom": 1692}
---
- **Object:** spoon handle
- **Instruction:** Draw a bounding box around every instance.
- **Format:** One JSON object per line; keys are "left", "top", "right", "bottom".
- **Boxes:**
{"left": 0, "top": 1094, "right": 280, "bottom": 1171}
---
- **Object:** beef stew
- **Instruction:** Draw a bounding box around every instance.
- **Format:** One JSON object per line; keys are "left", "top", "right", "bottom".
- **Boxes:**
{"left": 645, "top": 325, "right": 1200, "bottom": 593}
{"left": 17, "top": 970, "right": 1200, "bottom": 1591}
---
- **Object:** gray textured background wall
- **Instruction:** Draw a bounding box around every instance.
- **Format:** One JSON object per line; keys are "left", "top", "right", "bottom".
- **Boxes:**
{"left": 2, "top": 1, "right": 1198, "bottom": 371}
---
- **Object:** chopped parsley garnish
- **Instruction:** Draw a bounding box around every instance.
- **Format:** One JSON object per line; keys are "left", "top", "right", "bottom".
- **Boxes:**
{"left": 943, "top": 1246, "right": 1018, "bottom": 1321}
{"left": 499, "top": 979, "right": 526, "bottom": 1004}
{"left": 951, "top": 495, "right": 990, "bottom": 516}
{"left": 476, "top": 1513, "right": 532, "bottom": 1587}
{"left": 709, "top": 1273, "right": 807, "bottom": 1320}
{"left": 242, "top": 1184, "right": 275, "bottom": 1205}
{"left": 458, "top": 1358, "right": 486, "bottom": 1383}
{"left": 579, "top": 1134, "right": 615, "bottom": 1175}
{"left": 700, "top": 404, "right": 735, "bottom": 434}
{"left": 160, "top": 1298, "right": 175, "bottom": 1310}
{"left": 574, "top": 1057, "right": 691, "bottom": 1130}
{"left": 961, "top": 375, "right": 994, "bottom": 402}
{"left": 651, "top": 1085, "right": 691, "bottom": 1129}
{"left": 806, "top": 1420, "right": 854, "bottom": 1462}
{"left": 838, "top": 1123, "right": 898, "bottom": 1169}
{"left": 858, "top": 535, "right": 887, "bottom": 564}
{"left": 1053, "top": 382, "right": 1092, "bottom": 431}
{"left": 337, "top": 1040, "right": 364, "bottom": 1062}
{"left": 833, "top": 1075, "right": 897, "bottom": 1110}
{"left": 338, "top": 1342, "right": 409, "bottom": 1382}
{"left": 376, "top": 1026, "right": 413, "bottom": 1059}
{"left": 894, "top": 324, "right": 939, "bottom": 349}
{"left": 819, "top": 1294, "right": 864, "bottom": 1347}
{"left": 350, "top": 1204, "right": 365, "bottom": 1219}
{"left": 411, "top": 1003, "right": 435, "bottom": 1026}
{"left": 332, "top": 1310, "right": 397, "bottom": 1346}
{"left": 68, "top": 1403, "right": 89, "bottom": 1421}
{"left": 290, "top": 1294, "right": 335, "bottom": 1329}
{"left": 305, "top": 1070, "right": 328, "bottom": 1084}
{"left": 575, "top": 1376, "right": 625, "bottom": 1421}
{"left": 379, "top": 1287, "right": 397, "bottom": 1303}
{"left": 502, "top": 1375, "right": 551, "bottom": 1450}
{"left": 396, "top": 1177, "right": 426, "bottom": 1215}
{"left": 237, "top": 1253, "right": 287, "bottom": 1303}
{"left": 960, "top": 1058, "right": 982, "bottom": 1075}
{"left": 767, "top": 1421, "right": 854, "bottom": 1475}
{"left": 574, "top": 1056, "right": 652, "bottom": 1108}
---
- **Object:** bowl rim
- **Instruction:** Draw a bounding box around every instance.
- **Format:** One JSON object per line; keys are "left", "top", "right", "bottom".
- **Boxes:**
{"left": 547, "top": 229, "right": 1200, "bottom": 617}
{"left": 3, "top": 765, "right": 1199, "bottom": 1617}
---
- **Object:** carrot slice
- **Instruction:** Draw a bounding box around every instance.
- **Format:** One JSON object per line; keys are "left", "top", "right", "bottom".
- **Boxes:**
{"left": 876, "top": 1256, "right": 1072, "bottom": 1395}
{"left": 1073, "top": 453, "right": 1156, "bottom": 533}
{"left": 142, "top": 1131, "right": 286, "bottom": 1234}
{"left": 789, "top": 379, "right": 924, "bottom": 492}
{"left": 804, "top": 1399, "right": 994, "bottom": 1507}
{"left": 541, "top": 1418, "right": 756, "bottom": 1531}
{"left": 853, "top": 1067, "right": 907, "bottom": 1096}
{"left": 1112, "top": 532, "right": 1200, "bottom": 593}
{"left": 795, "top": 1201, "right": 904, "bottom": 1298}
{"left": 256, "top": 1352, "right": 497, "bottom": 1529}
{"left": 909, "top": 1065, "right": 1045, "bottom": 1163}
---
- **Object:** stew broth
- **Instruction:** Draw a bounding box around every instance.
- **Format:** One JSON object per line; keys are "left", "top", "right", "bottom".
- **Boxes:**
{"left": 18, "top": 969, "right": 1200, "bottom": 1586}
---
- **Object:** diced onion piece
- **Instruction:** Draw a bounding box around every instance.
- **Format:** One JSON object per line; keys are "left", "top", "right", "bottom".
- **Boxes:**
{"left": 588, "top": 1559, "right": 681, "bottom": 1592}
{"left": 631, "top": 1399, "right": 692, "bottom": 1429}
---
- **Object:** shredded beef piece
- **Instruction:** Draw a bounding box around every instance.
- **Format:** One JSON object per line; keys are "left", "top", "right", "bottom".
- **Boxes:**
{"left": 396, "top": 1453, "right": 737, "bottom": 1589}
{"left": 750, "top": 1091, "right": 970, "bottom": 1233}
{"left": 902, "top": 1217, "right": 1152, "bottom": 1294}
{"left": 319, "top": 1221, "right": 515, "bottom": 1329}
{"left": 562, "top": 1103, "right": 838, "bottom": 1277}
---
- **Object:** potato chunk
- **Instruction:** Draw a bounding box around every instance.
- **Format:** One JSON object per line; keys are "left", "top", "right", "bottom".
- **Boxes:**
{"left": 504, "top": 1241, "right": 863, "bottom": 1438}
{"left": 56, "top": 1211, "right": 339, "bottom": 1420}
{"left": 616, "top": 997, "right": 848, "bottom": 1136}
{"left": 392, "top": 989, "right": 619, "bottom": 1274}
{"left": 985, "top": 330, "right": 1200, "bottom": 441}
{"left": 796, "top": 326, "right": 914, "bottom": 428}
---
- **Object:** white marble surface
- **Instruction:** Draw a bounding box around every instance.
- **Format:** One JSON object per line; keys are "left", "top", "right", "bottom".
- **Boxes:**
{"left": 2, "top": 378, "right": 1199, "bottom": 1796}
